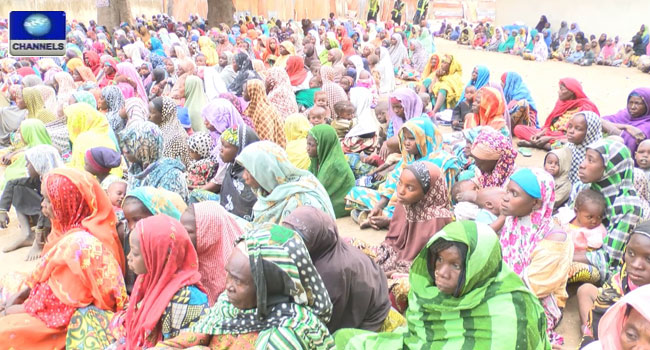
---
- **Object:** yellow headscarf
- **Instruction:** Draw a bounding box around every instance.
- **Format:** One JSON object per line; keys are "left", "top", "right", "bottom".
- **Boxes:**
{"left": 274, "top": 41, "right": 296, "bottom": 68}
{"left": 66, "top": 57, "right": 83, "bottom": 73}
{"left": 431, "top": 54, "right": 464, "bottom": 109}
{"left": 283, "top": 113, "right": 311, "bottom": 170}
{"left": 198, "top": 36, "right": 219, "bottom": 66}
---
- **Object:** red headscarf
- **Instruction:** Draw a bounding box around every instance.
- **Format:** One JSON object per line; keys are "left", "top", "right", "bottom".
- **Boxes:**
{"left": 341, "top": 37, "right": 356, "bottom": 57}
{"left": 92, "top": 41, "right": 105, "bottom": 55}
{"left": 262, "top": 37, "right": 280, "bottom": 64}
{"left": 285, "top": 55, "right": 308, "bottom": 86}
{"left": 543, "top": 77, "right": 600, "bottom": 129}
{"left": 124, "top": 215, "right": 203, "bottom": 349}
{"left": 99, "top": 56, "right": 118, "bottom": 88}
{"left": 83, "top": 50, "right": 101, "bottom": 76}
{"left": 42, "top": 168, "right": 125, "bottom": 270}
{"left": 16, "top": 66, "right": 36, "bottom": 77}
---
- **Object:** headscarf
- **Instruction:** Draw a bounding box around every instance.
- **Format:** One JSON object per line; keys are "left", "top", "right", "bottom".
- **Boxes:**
{"left": 236, "top": 141, "right": 335, "bottom": 223}
{"left": 120, "top": 120, "right": 163, "bottom": 173}
{"left": 192, "top": 201, "right": 242, "bottom": 305}
{"left": 531, "top": 33, "right": 548, "bottom": 61}
{"left": 284, "top": 113, "right": 311, "bottom": 170}
{"left": 124, "top": 215, "right": 203, "bottom": 349}
{"left": 308, "top": 124, "right": 356, "bottom": 218}
{"left": 198, "top": 36, "right": 218, "bottom": 66}
{"left": 265, "top": 67, "right": 299, "bottom": 117}
{"left": 157, "top": 96, "right": 190, "bottom": 165}
{"left": 464, "top": 86, "right": 507, "bottom": 133}
{"left": 470, "top": 129, "right": 517, "bottom": 188}
{"left": 583, "top": 139, "right": 643, "bottom": 277}
{"left": 149, "top": 37, "right": 166, "bottom": 57}
{"left": 385, "top": 161, "right": 453, "bottom": 262}
{"left": 201, "top": 98, "right": 245, "bottom": 142}
{"left": 602, "top": 88, "right": 650, "bottom": 155}
{"left": 285, "top": 55, "right": 308, "bottom": 87}
{"left": 568, "top": 111, "right": 602, "bottom": 184}
{"left": 41, "top": 168, "right": 125, "bottom": 270}
{"left": 21, "top": 86, "right": 46, "bottom": 120}
{"left": 502, "top": 71, "right": 537, "bottom": 112}
{"left": 339, "top": 221, "right": 549, "bottom": 349}
{"left": 220, "top": 125, "right": 260, "bottom": 221}
{"left": 544, "top": 77, "right": 600, "bottom": 130}
{"left": 85, "top": 146, "right": 121, "bottom": 174}
{"left": 124, "top": 186, "right": 187, "bottom": 220}
{"left": 594, "top": 284, "right": 650, "bottom": 350}
{"left": 75, "top": 66, "right": 97, "bottom": 84}
{"left": 66, "top": 57, "right": 83, "bottom": 73}
{"left": 1, "top": 119, "right": 53, "bottom": 187}
{"left": 282, "top": 207, "right": 391, "bottom": 332}
{"left": 546, "top": 147, "right": 572, "bottom": 207}
{"left": 102, "top": 85, "right": 126, "bottom": 134}
{"left": 431, "top": 54, "right": 464, "bottom": 109}
{"left": 228, "top": 53, "right": 259, "bottom": 97}
{"left": 389, "top": 33, "right": 408, "bottom": 67}
{"left": 116, "top": 61, "right": 148, "bottom": 103}
{"left": 408, "top": 40, "right": 429, "bottom": 73}
{"left": 499, "top": 168, "right": 555, "bottom": 276}
{"left": 319, "top": 65, "right": 348, "bottom": 120}
{"left": 274, "top": 40, "right": 296, "bottom": 68}
{"left": 376, "top": 47, "right": 396, "bottom": 94}
{"left": 24, "top": 144, "right": 63, "bottom": 177}
{"left": 183, "top": 75, "right": 208, "bottom": 132}
{"left": 53, "top": 71, "right": 76, "bottom": 108}
{"left": 123, "top": 97, "right": 149, "bottom": 125}
{"left": 243, "top": 79, "right": 286, "bottom": 147}
{"left": 388, "top": 87, "right": 423, "bottom": 136}
{"left": 458, "top": 65, "right": 490, "bottom": 104}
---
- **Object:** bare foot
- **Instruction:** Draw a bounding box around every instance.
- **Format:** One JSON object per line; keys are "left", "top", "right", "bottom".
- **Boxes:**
{"left": 2, "top": 235, "right": 33, "bottom": 253}
{"left": 25, "top": 240, "right": 42, "bottom": 261}
{"left": 517, "top": 140, "right": 534, "bottom": 147}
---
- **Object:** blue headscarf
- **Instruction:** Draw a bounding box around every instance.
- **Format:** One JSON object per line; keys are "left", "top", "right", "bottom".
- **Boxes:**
{"left": 149, "top": 37, "right": 166, "bottom": 57}
{"left": 458, "top": 65, "right": 490, "bottom": 104}
{"left": 502, "top": 72, "right": 537, "bottom": 112}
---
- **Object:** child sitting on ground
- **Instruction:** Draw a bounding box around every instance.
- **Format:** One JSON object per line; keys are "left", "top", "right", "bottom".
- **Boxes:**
{"left": 565, "top": 44, "right": 585, "bottom": 64}
{"left": 313, "top": 90, "right": 331, "bottom": 121}
{"left": 332, "top": 100, "right": 357, "bottom": 139}
{"left": 558, "top": 189, "right": 607, "bottom": 253}
{"left": 84, "top": 146, "right": 123, "bottom": 189}
{"left": 452, "top": 86, "right": 476, "bottom": 131}
{"left": 308, "top": 106, "right": 328, "bottom": 126}
{"left": 544, "top": 148, "right": 572, "bottom": 209}
{"left": 186, "top": 132, "right": 216, "bottom": 188}
{"left": 375, "top": 100, "right": 390, "bottom": 144}
{"left": 636, "top": 139, "right": 650, "bottom": 180}
{"left": 356, "top": 70, "right": 379, "bottom": 107}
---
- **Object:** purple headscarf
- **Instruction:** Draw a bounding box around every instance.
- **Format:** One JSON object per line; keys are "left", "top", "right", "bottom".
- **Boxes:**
{"left": 201, "top": 98, "right": 245, "bottom": 143}
{"left": 603, "top": 88, "right": 650, "bottom": 155}
{"left": 389, "top": 87, "right": 423, "bottom": 136}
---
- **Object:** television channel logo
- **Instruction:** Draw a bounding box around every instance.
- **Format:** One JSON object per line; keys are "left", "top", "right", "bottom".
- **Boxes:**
{"left": 10, "top": 11, "right": 66, "bottom": 57}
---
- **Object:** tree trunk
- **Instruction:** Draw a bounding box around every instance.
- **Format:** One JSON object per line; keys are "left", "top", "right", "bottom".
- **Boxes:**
{"left": 97, "top": 0, "right": 133, "bottom": 32}
{"left": 207, "top": 0, "right": 235, "bottom": 27}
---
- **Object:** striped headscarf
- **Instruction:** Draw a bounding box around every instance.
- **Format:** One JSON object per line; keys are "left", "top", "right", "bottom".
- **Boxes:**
{"left": 243, "top": 79, "right": 286, "bottom": 147}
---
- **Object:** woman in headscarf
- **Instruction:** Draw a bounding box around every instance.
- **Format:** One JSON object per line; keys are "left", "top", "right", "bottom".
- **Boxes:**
{"left": 180, "top": 201, "right": 242, "bottom": 305}
{"left": 20, "top": 86, "right": 56, "bottom": 124}
{"left": 320, "top": 66, "right": 348, "bottom": 121}
{"left": 284, "top": 113, "right": 311, "bottom": 170}
{"left": 174, "top": 74, "right": 204, "bottom": 131}
{"left": 388, "top": 33, "right": 408, "bottom": 67}
{"left": 501, "top": 71, "right": 538, "bottom": 130}
{"left": 376, "top": 47, "right": 396, "bottom": 94}
{"left": 228, "top": 52, "right": 260, "bottom": 96}
{"left": 0, "top": 86, "right": 27, "bottom": 147}
{"left": 197, "top": 36, "right": 218, "bottom": 66}
{"left": 115, "top": 61, "right": 148, "bottom": 104}
{"left": 236, "top": 141, "right": 335, "bottom": 224}
{"left": 98, "top": 57, "right": 118, "bottom": 89}
{"left": 522, "top": 33, "right": 549, "bottom": 61}
{"left": 169, "top": 58, "right": 195, "bottom": 103}
{"left": 458, "top": 65, "right": 490, "bottom": 105}
{"left": 499, "top": 168, "right": 572, "bottom": 345}
{"left": 407, "top": 40, "right": 429, "bottom": 75}
{"left": 121, "top": 120, "right": 188, "bottom": 201}
{"left": 154, "top": 224, "right": 334, "bottom": 350}
{"left": 430, "top": 54, "right": 463, "bottom": 117}
{"left": 201, "top": 98, "right": 245, "bottom": 152}
{"left": 486, "top": 27, "right": 505, "bottom": 52}
{"left": 72, "top": 66, "right": 97, "bottom": 90}
{"left": 463, "top": 86, "right": 509, "bottom": 137}
{"left": 308, "top": 124, "right": 356, "bottom": 218}
{"left": 334, "top": 221, "right": 551, "bottom": 350}
{"left": 0, "top": 168, "right": 127, "bottom": 350}
{"left": 285, "top": 56, "right": 312, "bottom": 91}
{"left": 385, "top": 87, "right": 424, "bottom": 141}
{"left": 570, "top": 139, "right": 643, "bottom": 282}
{"left": 262, "top": 37, "right": 280, "bottom": 66}
{"left": 117, "top": 215, "right": 207, "bottom": 349}
{"left": 83, "top": 50, "right": 101, "bottom": 76}
{"left": 101, "top": 85, "right": 126, "bottom": 135}
{"left": 514, "top": 77, "right": 599, "bottom": 150}
{"left": 566, "top": 112, "right": 602, "bottom": 184}
{"left": 0, "top": 119, "right": 52, "bottom": 190}
{"left": 122, "top": 96, "right": 149, "bottom": 127}
{"left": 69, "top": 90, "right": 97, "bottom": 109}
{"left": 265, "top": 67, "right": 299, "bottom": 117}
{"left": 243, "top": 79, "right": 286, "bottom": 147}
{"left": 149, "top": 96, "right": 190, "bottom": 166}
{"left": 282, "top": 207, "right": 393, "bottom": 333}
{"left": 602, "top": 88, "right": 650, "bottom": 155}
{"left": 65, "top": 103, "right": 121, "bottom": 178}
{"left": 274, "top": 40, "right": 296, "bottom": 68}
{"left": 469, "top": 128, "right": 517, "bottom": 188}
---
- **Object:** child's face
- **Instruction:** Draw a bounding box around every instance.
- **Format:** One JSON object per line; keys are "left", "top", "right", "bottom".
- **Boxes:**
{"left": 127, "top": 228, "right": 147, "bottom": 274}
{"left": 220, "top": 138, "right": 239, "bottom": 163}
{"left": 396, "top": 168, "right": 425, "bottom": 205}
{"left": 636, "top": 142, "right": 650, "bottom": 169}
{"left": 314, "top": 94, "right": 328, "bottom": 108}
{"left": 375, "top": 108, "right": 388, "bottom": 123}
{"left": 308, "top": 110, "right": 326, "bottom": 126}
{"left": 309, "top": 77, "right": 321, "bottom": 89}
{"left": 391, "top": 101, "right": 405, "bottom": 119}
{"left": 401, "top": 129, "right": 419, "bottom": 156}
{"left": 339, "top": 109, "right": 355, "bottom": 120}
{"left": 189, "top": 149, "right": 202, "bottom": 161}
{"left": 476, "top": 187, "right": 505, "bottom": 215}
{"left": 544, "top": 153, "right": 560, "bottom": 177}
{"left": 566, "top": 114, "right": 588, "bottom": 144}
{"left": 574, "top": 202, "right": 603, "bottom": 230}
{"left": 196, "top": 55, "right": 207, "bottom": 66}
{"left": 108, "top": 182, "right": 127, "bottom": 208}
{"left": 306, "top": 134, "right": 318, "bottom": 158}
{"left": 464, "top": 87, "right": 477, "bottom": 102}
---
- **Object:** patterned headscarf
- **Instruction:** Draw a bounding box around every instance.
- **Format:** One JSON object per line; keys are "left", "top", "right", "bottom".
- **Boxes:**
{"left": 471, "top": 129, "right": 518, "bottom": 188}
{"left": 582, "top": 139, "right": 643, "bottom": 277}
{"left": 188, "top": 132, "right": 213, "bottom": 159}
{"left": 120, "top": 120, "right": 164, "bottom": 172}
{"left": 220, "top": 128, "right": 238, "bottom": 146}
{"left": 265, "top": 67, "right": 299, "bottom": 117}
{"left": 24, "top": 144, "right": 64, "bottom": 177}
{"left": 568, "top": 111, "right": 602, "bottom": 184}
{"left": 500, "top": 168, "right": 555, "bottom": 276}
{"left": 157, "top": 96, "right": 190, "bottom": 166}
{"left": 319, "top": 65, "right": 348, "bottom": 120}
{"left": 102, "top": 85, "right": 126, "bottom": 134}
{"left": 123, "top": 97, "right": 149, "bottom": 125}
{"left": 191, "top": 224, "right": 334, "bottom": 350}
{"left": 244, "top": 79, "right": 286, "bottom": 147}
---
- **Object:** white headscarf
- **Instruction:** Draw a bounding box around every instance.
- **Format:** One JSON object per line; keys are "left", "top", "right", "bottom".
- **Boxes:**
{"left": 347, "top": 87, "right": 379, "bottom": 137}
{"left": 24, "top": 144, "right": 64, "bottom": 177}
{"left": 377, "top": 47, "right": 396, "bottom": 94}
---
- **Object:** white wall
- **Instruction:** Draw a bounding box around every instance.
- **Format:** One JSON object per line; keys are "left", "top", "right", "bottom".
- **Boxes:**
{"left": 495, "top": 0, "right": 650, "bottom": 41}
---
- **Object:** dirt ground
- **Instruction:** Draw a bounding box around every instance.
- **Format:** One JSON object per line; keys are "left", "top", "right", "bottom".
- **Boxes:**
{"left": 1, "top": 38, "right": 648, "bottom": 347}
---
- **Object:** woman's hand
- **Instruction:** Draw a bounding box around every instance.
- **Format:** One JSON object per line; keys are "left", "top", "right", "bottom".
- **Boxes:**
{"left": 379, "top": 143, "right": 391, "bottom": 160}
{"left": 1, "top": 152, "right": 14, "bottom": 165}
{"left": 3, "top": 287, "right": 30, "bottom": 310}
{"left": 530, "top": 130, "right": 546, "bottom": 141}
{"left": 368, "top": 215, "right": 391, "bottom": 230}
{"left": 624, "top": 125, "right": 646, "bottom": 144}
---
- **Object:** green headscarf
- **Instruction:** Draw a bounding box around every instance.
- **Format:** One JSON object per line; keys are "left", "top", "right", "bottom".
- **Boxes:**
{"left": 526, "top": 29, "right": 539, "bottom": 51}
{"left": 308, "top": 125, "right": 355, "bottom": 218}
{"left": 1, "top": 119, "right": 52, "bottom": 190}
{"left": 124, "top": 186, "right": 187, "bottom": 219}
{"left": 335, "top": 221, "right": 551, "bottom": 350}
{"left": 184, "top": 75, "right": 208, "bottom": 132}
{"left": 499, "top": 31, "right": 516, "bottom": 52}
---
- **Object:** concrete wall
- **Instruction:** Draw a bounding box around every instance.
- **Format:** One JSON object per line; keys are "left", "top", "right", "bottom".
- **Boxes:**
{"left": 495, "top": 0, "right": 650, "bottom": 41}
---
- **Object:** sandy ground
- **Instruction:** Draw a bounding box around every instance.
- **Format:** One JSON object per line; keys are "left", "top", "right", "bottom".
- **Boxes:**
{"left": 1, "top": 39, "right": 648, "bottom": 347}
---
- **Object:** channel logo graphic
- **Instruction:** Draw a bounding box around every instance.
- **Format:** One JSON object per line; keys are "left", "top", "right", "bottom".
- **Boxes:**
{"left": 10, "top": 11, "right": 66, "bottom": 57}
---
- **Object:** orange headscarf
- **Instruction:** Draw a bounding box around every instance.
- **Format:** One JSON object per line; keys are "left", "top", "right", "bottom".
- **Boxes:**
{"left": 464, "top": 86, "right": 506, "bottom": 131}
{"left": 41, "top": 168, "right": 125, "bottom": 271}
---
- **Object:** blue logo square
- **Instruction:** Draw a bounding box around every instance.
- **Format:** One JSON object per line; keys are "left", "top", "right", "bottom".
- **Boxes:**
{"left": 10, "top": 11, "right": 66, "bottom": 57}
